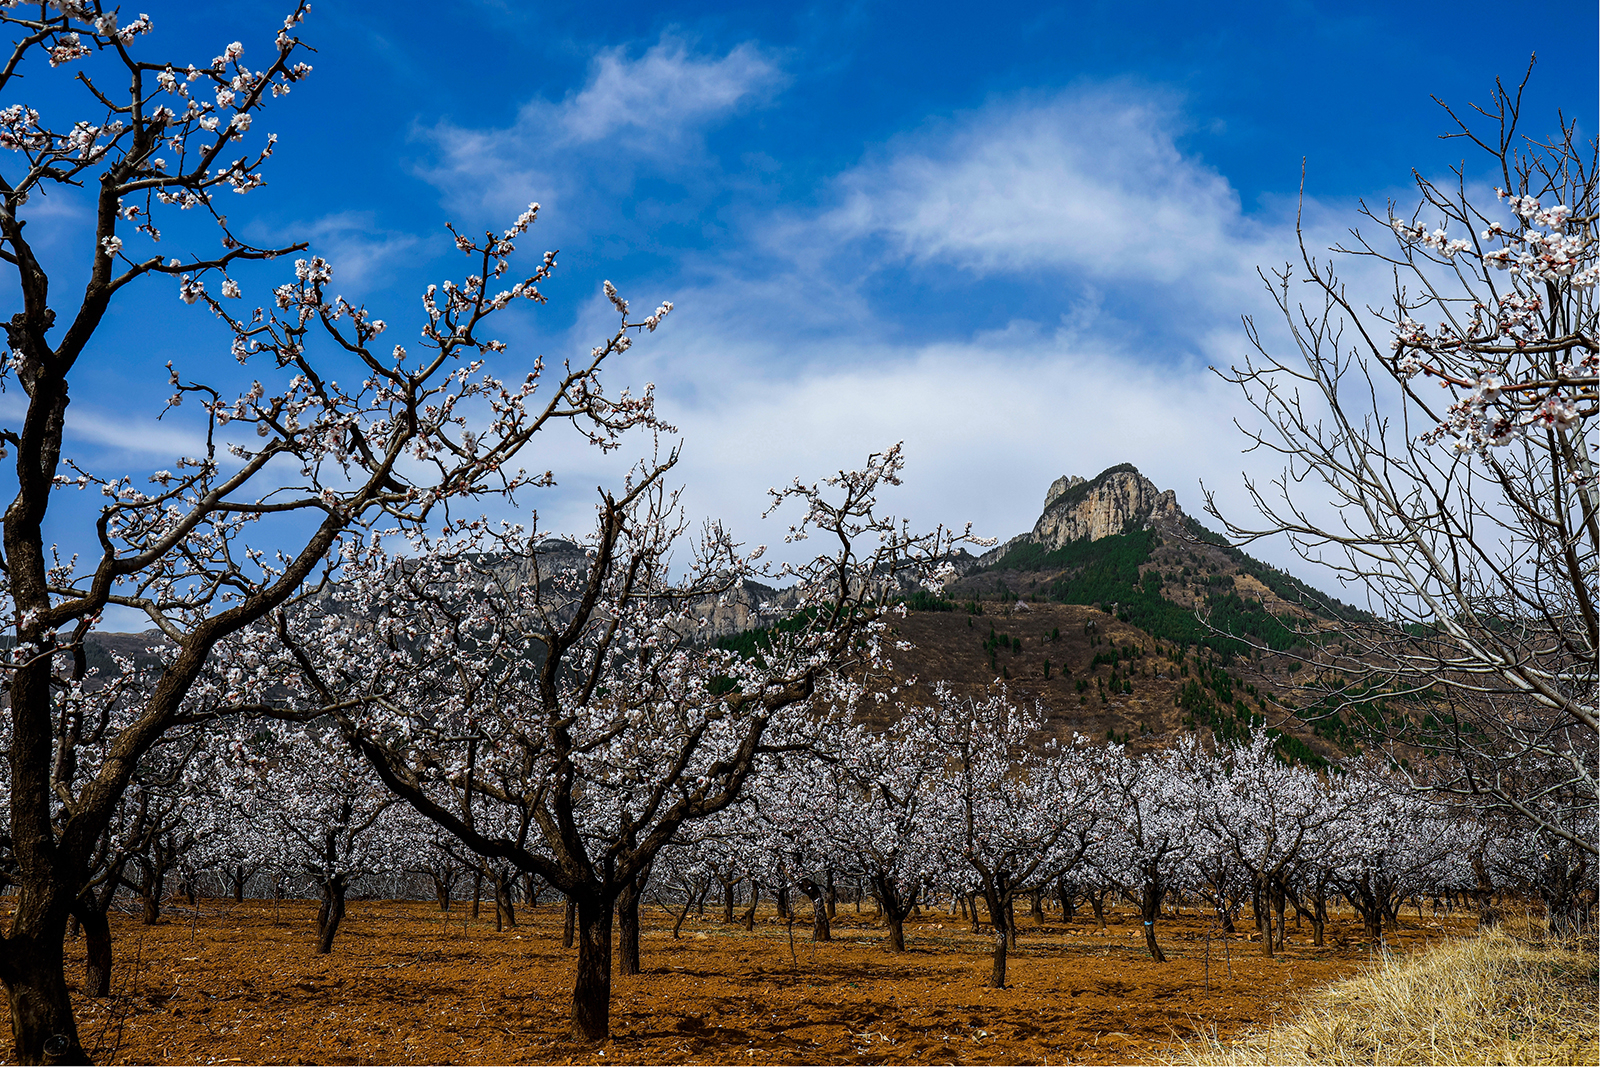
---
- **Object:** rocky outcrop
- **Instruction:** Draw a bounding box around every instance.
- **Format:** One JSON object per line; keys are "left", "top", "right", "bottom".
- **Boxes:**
{"left": 1031, "top": 466, "right": 1182, "bottom": 548}
{"left": 1042, "top": 475, "right": 1086, "bottom": 512}
{"left": 978, "top": 465, "right": 1184, "bottom": 564}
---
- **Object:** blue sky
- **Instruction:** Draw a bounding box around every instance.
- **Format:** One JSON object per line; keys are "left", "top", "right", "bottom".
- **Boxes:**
{"left": 4, "top": 0, "right": 1594, "bottom": 614}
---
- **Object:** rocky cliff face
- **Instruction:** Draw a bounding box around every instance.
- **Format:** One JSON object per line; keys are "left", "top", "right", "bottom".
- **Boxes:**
{"left": 1031, "top": 467, "right": 1182, "bottom": 548}
{"left": 977, "top": 465, "right": 1183, "bottom": 564}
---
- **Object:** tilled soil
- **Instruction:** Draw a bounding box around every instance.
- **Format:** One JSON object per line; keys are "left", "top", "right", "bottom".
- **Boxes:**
{"left": 54, "top": 898, "right": 1470, "bottom": 1065}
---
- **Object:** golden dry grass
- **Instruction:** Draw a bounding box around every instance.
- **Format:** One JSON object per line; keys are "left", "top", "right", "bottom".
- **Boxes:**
{"left": 1168, "top": 921, "right": 1598, "bottom": 1066}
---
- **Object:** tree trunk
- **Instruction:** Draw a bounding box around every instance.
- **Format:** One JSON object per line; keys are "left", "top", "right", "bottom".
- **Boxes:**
{"left": 1090, "top": 890, "right": 1108, "bottom": 929}
{"left": 871, "top": 875, "right": 918, "bottom": 953}
{"left": 493, "top": 871, "right": 516, "bottom": 931}
{"left": 671, "top": 888, "right": 694, "bottom": 940}
{"left": 570, "top": 893, "right": 614, "bottom": 1042}
{"left": 616, "top": 872, "right": 644, "bottom": 976}
{"left": 721, "top": 879, "right": 736, "bottom": 924}
{"left": 988, "top": 924, "right": 1007, "bottom": 988}
{"left": 1274, "top": 882, "right": 1287, "bottom": 950}
{"left": 1029, "top": 888, "right": 1044, "bottom": 923}
{"left": 1141, "top": 878, "right": 1167, "bottom": 963}
{"left": 1252, "top": 879, "right": 1274, "bottom": 957}
{"left": 79, "top": 907, "right": 114, "bottom": 999}
{"left": 825, "top": 869, "right": 837, "bottom": 920}
{"left": 741, "top": 879, "right": 760, "bottom": 931}
{"left": 563, "top": 896, "right": 577, "bottom": 949}
{"left": 798, "top": 878, "right": 831, "bottom": 942}
{"left": 6, "top": 918, "right": 87, "bottom": 1066}
{"left": 315, "top": 877, "right": 348, "bottom": 956}
{"left": 435, "top": 876, "right": 452, "bottom": 912}
{"left": 1471, "top": 853, "right": 1499, "bottom": 929}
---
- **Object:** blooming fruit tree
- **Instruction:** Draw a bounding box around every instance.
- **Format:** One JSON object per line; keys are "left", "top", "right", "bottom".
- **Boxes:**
{"left": 0, "top": 3, "right": 672, "bottom": 1061}
{"left": 258, "top": 445, "right": 979, "bottom": 1042}
{"left": 1209, "top": 68, "right": 1597, "bottom": 851}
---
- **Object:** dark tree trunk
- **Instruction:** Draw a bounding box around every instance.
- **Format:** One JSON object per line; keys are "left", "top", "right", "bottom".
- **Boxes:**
{"left": 570, "top": 893, "right": 614, "bottom": 1042}
{"left": 977, "top": 881, "right": 1012, "bottom": 987}
{"left": 1289, "top": 882, "right": 1327, "bottom": 947}
{"left": 1029, "top": 888, "right": 1044, "bottom": 922}
{"left": 1090, "top": 889, "right": 1108, "bottom": 929}
{"left": 230, "top": 867, "right": 247, "bottom": 904}
{"left": 825, "top": 869, "right": 837, "bottom": 919}
{"left": 563, "top": 896, "right": 577, "bottom": 949}
{"left": 775, "top": 881, "right": 790, "bottom": 921}
{"left": 493, "top": 871, "right": 516, "bottom": 931}
{"left": 434, "top": 876, "right": 452, "bottom": 912}
{"left": 1250, "top": 880, "right": 1273, "bottom": 956}
{"left": 315, "top": 876, "right": 348, "bottom": 956}
{"left": 78, "top": 907, "right": 113, "bottom": 999}
{"left": 987, "top": 919, "right": 1007, "bottom": 988}
{"left": 1274, "top": 881, "right": 1287, "bottom": 951}
{"left": 6, "top": 912, "right": 87, "bottom": 1066}
{"left": 1141, "top": 877, "right": 1167, "bottom": 963}
{"left": 671, "top": 886, "right": 695, "bottom": 940}
{"left": 721, "top": 879, "right": 736, "bottom": 924}
{"left": 869, "top": 875, "right": 918, "bottom": 953}
{"left": 798, "top": 878, "right": 831, "bottom": 942}
{"left": 741, "top": 879, "right": 760, "bottom": 931}
{"left": 1471, "top": 853, "right": 1499, "bottom": 929}
{"left": 616, "top": 865, "right": 650, "bottom": 976}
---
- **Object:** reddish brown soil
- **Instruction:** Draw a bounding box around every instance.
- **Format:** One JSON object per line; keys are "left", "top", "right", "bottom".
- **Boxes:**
{"left": 48, "top": 897, "right": 1472, "bottom": 1065}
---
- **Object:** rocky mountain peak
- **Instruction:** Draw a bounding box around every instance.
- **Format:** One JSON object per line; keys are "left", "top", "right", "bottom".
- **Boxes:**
{"left": 1042, "top": 474, "right": 1086, "bottom": 512}
{"left": 978, "top": 464, "right": 1185, "bottom": 564}
{"left": 1032, "top": 464, "right": 1182, "bottom": 548}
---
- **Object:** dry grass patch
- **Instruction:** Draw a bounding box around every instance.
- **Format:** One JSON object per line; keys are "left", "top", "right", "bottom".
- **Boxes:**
{"left": 1170, "top": 923, "right": 1599, "bottom": 1066}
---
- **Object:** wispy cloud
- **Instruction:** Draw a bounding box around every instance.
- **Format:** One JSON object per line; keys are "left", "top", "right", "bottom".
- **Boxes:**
{"left": 523, "top": 79, "right": 1367, "bottom": 583}
{"left": 297, "top": 212, "right": 422, "bottom": 291}
{"left": 65, "top": 405, "right": 211, "bottom": 459}
{"left": 822, "top": 84, "right": 1275, "bottom": 301}
{"left": 553, "top": 38, "right": 784, "bottom": 149}
{"left": 417, "top": 33, "right": 786, "bottom": 218}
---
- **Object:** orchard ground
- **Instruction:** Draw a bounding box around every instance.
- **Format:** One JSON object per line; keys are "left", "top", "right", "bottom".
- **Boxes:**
{"left": 42, "top": 895, "right": 1479, "bottom": 1064}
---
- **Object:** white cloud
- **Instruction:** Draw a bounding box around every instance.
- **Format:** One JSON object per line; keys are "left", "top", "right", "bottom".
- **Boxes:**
{"left": 417, "top": 34, "right": 785, "bottom": 218}
{"left": 823, "top": 84, "right": 1273, "bottom": 301}
{"left": 512, "top": 81, "right": 1389, "bottom": 593}
{"left": 412, "top": 76, "right": 1403, "bottom": 601}
{"left": 554, "top": 38, "right": 784, "bottom": 148}
{"left": 0, "top": 394, "right": 244, "bottom": 469}
{"left": 51, "top": 402, "right": 208, "bottom": 459}
{"left": 661, "top": 336, "right": 1230, "bottom": 530}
